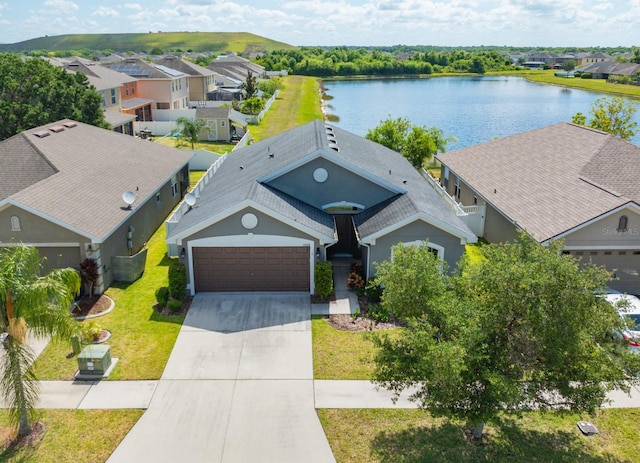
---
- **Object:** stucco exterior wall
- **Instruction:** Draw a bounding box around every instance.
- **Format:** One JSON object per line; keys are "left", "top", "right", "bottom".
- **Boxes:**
{"left": 267, "top": 157, "right": 396, "bottom": 210}
{"left": 560, "top": 209, "right": 640, "bottom": 248}
{"left": 367, "top": 219, "right": 466, "bottom": 277}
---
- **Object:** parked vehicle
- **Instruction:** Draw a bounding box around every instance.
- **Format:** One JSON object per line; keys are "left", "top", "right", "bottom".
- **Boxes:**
{"left": 605, "top": 292, "right": 640, "bottom": 352}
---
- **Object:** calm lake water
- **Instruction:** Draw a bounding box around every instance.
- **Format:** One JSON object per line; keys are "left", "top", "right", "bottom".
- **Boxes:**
{"left": 323, "top": 76, "right": 640, "bottom": 149}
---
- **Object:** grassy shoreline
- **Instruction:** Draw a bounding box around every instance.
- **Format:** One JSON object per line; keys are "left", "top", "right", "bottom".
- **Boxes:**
{"left": 321, "top": 70, "right": 640, "bottom": 99}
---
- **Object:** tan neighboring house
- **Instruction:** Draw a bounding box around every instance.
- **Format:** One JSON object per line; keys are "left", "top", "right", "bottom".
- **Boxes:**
{"left": 154, "top": 56, "right": 219, "bottom": 103}
{"left": 0, "top": 120, "right": 192, "bottom": 293}
{"left": 437, "top": 123, "right": 640, "bottom": 293}
{"left": 207, "top": 53, "right": 266, "bottom": 81}
{"left": 105, "top": 58, "right": 190, "bottom": 121}
{"left": 195, "top": 107, "right": 247, "bottom": 142}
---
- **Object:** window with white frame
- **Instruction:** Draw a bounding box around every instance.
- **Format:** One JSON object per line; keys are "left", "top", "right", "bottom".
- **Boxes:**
{"left": 171, "top": 175, "right": 178, "bottom": 197}
{"left": 110, "top": 89, "right": 116, "bottom": 104}
{"left": 10, "top": 216, "right": 21, "bottom": 231}
{"left": 392, "top": 240, "right": 445, "bottom": 261}
{"left": 454, "top": 178, "right": 461, "bottom": 200}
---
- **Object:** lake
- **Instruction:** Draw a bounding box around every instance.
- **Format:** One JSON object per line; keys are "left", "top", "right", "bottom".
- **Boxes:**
{"left": 323, "top": 76, "right": 640, "bottom": 149}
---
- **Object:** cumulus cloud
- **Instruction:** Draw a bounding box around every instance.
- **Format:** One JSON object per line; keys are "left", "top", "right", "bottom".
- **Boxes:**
{"left": 43, "top": 0, "right": 79, "bottom": 13}
{"left": 124, "top": 3, "right": 143, "bottom": 10}
{"left": 92, "top": 6, "right": 119, "bottom": 18}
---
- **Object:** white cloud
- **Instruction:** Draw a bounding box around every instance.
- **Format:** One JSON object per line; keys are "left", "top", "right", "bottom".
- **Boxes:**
{"left": 92, "top": 6, "right": 119, "bottom": 18}
{"left": 124, "top": 3, "right": 143, "bottom": 10}
{"left": 43, "top": 0, "right": 79, "bottom": 13}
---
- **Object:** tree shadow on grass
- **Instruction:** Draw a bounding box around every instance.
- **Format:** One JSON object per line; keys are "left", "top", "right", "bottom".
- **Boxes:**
{"left": 370, "top": 419, "right": 630, "bottom": 463}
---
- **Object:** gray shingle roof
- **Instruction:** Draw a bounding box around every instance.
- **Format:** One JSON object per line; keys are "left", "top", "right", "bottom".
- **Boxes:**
{"left": 154, "top": 56, "right": 215, "bottom": 77}
{"left": 2, "top": 120, "right": 192, "bottom": 240}
{"left": 437, "top": 122, "right": 640, "bottom": 242}
{"left": 168, "top": 120, "right": 474, "bottom": 242}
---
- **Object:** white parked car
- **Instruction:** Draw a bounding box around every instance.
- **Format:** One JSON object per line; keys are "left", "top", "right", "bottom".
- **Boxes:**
{"left": 605, "top": 292, "right": 640, "bottom": 353}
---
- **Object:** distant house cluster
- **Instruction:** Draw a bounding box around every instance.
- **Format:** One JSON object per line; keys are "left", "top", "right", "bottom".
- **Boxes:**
{"left": 44, "top": 52, "right": 268, "bottom": 140}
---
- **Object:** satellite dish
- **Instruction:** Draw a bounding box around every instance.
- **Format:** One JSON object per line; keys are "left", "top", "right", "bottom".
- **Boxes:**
{"left": 185, "top": 193, "right": 196, "bottom": 207}
{"left": 122, "top": 191, "right": 136, "bottom": 209}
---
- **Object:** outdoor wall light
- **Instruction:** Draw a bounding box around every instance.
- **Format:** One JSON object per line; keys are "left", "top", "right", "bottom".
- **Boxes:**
{"left": 180, "top": 248, "right": 186, "bottom": 259}
{"left": 316, "top": 247, "right": 320, "bottom": 259}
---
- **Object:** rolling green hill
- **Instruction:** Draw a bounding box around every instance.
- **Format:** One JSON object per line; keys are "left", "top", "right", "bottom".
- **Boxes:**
{"left": 0, "top": 32, "right": 295, "bottom": 54}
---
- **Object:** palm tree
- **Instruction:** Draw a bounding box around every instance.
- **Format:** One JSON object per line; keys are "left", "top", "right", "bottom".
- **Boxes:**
{"left": 0, "top": 245, "right": 80, "bottom": 437}
{"left": 175, "top": 116, "right": 208, "bottom": 150}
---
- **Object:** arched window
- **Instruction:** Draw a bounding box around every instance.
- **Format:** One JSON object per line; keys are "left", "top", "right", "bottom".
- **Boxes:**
{"left": 10, "top": 216, "right": 21, "bottom": 232}
{"left": 618, "top": 215, "right": 628, "bottom": 232}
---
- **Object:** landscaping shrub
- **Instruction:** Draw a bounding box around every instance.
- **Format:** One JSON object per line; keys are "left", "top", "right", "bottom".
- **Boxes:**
{"left": 368, "top": 304, "right": 390, "bottom": 323}
{"left": 347, "top": 271, "right": 365, "bottom": 291}
{"left": 349, "top": 262, "right": 363, "bottom": 276}
{"left": 155, "top": 287, "right": 169, "bottom": 308}
{"left": 81, "top": 321, "right": 102, "bottom": 343}
{"left": 79, "top": 257, "right": 99, "bottom": 298}
{"left": 168, "top": 260, "right": 187, "bottom": 301}
{"left": 580, "top": 72, "right": 592, "bottom": 79}
{"left": 167, "top": 299, "right": 183, "bottom": 313}
{"left": 315, "top": 262, "right": 334, "bottom": 299}
{"left": 365, "top": 280, "right": 383, "bottom": 303}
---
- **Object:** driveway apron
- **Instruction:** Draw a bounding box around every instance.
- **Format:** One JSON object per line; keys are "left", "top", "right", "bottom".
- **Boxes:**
{"left": 107, "top": 292, "right": 335, "bottom": 463}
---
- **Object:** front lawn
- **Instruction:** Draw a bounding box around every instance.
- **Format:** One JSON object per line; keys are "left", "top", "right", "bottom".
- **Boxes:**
{"left": 155, "top": 136, "right": 234, "bottom": 154}
{"left": 319, "top": 408, "right": 640, "bottom": 463}
{"left": 312, "top": 315, "right": 380, "bottom": 380}
{"left": 0, "top": 409, "right": 142, "bottom": 463}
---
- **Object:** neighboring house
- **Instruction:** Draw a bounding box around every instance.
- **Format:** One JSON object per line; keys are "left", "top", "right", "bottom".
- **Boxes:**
{"left": 206, "top": 73, "right": 244, "bottom": 101}
{"left": 207, "top": 53, "right": 266, "bottom": 81}
{"left": 437, "top": 123, "right": 640, "bottom": 293}
{"left": 166, "top": 120, "right": 476, "bottom": 295}
{"left": 194, "top": 107, "right": 247, "bottom": 142}
{"left": 577, "top": 61, "right": 640, "bottom": 80}
{"left": 154, "top": 56, "right": 219, "bottom": 103}
{"left": 578, "top": 52, "right": 613, "bottom": 66}
{"left": 105, "top": 58, "right": 190, "bottom": 121}
{"left": 0, "top": 120, "right": 193, "bottom": 293}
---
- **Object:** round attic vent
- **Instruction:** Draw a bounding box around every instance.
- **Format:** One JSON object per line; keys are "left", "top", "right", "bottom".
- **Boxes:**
{"left": 241, "top": 213, "right": 258, "bottom": 230}
{"left": 313, "top": 167, "right": 329, "bottom": 183}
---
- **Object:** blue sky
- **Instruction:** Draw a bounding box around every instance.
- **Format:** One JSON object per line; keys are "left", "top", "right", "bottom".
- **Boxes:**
{"left": 1, "top": 0, "right": 638, "bottom": 47}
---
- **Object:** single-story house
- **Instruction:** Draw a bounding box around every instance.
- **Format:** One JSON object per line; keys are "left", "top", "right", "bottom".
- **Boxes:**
{"left": 166, "top": 120, "right": 476, "bottom": 295}
{"left": 195, "top": 107, "right": 247, "bottom": 142}
{"left": 0, "top": 120, "right": 193, "bottom": 293}
{"left": 437, "top": 122, "right": 640, "bottom": 293}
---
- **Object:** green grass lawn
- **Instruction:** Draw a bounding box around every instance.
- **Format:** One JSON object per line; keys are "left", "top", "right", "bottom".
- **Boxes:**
{"left": 490, "top": 70, "right": 640, "bottom": 98}
{"left": 155, "top": 136, "right": 233, "bottom": 155}
{"left": 248, "top": 75, "right": 324, "bottom": 142}
{"left": 318, "top": 408, "right": 640, "bottom": 463}
{"left": 312, "top": 316, "right": 381, "bottom": 380}
{"left": 0, "top": 409, "right": 142, "bottom": 462}
{"left": 33, "top": 171, "right": 208, "bottom": 381}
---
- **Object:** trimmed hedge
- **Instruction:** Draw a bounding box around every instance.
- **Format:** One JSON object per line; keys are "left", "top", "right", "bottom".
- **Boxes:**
{"left": 168, "top": 260, "right": 187, "bottom": 301}
{"left": 314, "top": 262, "right": 334, "bottom": 299}
{"left": 155, "top": 287, "right": 169, "bottom": 307}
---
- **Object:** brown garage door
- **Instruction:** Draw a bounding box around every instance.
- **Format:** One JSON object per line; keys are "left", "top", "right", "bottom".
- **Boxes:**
{"left": 193, "top": 246, "right": 310, "bottom": 292}
{"left": 571, "top": 250, "right": 640, "bottom": 294}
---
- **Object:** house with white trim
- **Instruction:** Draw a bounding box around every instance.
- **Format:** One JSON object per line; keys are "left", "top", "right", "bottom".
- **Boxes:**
{"left": 0, "top": 120, "right": 192, "bottom": 293}
{"left": 166, "top": 120, "right": 476, "bottom": 295}
{"left": 437, "top": 122, "right": 640, "bottom": 293}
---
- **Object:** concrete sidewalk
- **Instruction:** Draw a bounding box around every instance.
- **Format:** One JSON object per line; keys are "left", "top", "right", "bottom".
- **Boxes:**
{"left": 6, "top": 378, "right": 640, "bottom": 411}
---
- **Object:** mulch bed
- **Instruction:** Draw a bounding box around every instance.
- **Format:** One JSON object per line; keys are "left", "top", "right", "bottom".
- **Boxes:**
{"left": 71, "top": 295, "right": 112, "bottom": 318}
{"left": 326, "top": 314, "right": 401, "bottom": 331}
{"left": 154, "top": 297, "right": 193, "bottom": 316}
{"left": 0, "top": 421, "right": 45, "bottom": 451}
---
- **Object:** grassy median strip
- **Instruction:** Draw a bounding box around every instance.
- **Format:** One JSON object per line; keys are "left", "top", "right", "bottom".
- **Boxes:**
{"left": 249, "top": 75, "right": 324, "bottom": 142}
{"left": 318, "top": 408, "right": 640, "bottom": 463}
{"left": 0, "top": 409, "right": 142, "bottom": 462}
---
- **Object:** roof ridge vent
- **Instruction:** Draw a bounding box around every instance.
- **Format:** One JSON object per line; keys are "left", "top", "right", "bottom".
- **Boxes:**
{"left": 49, "top": 125, "right": 65, "bottom": 133}
{"left": 33, "top": 130, "right": 50, "bottom": 138}
{"left": 63, "top": 121, "right": 77, "bottom": 128}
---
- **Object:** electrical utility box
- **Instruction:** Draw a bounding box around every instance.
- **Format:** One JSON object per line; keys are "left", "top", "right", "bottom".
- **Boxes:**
{"left": 77, "top": 344, "right": 112, "bottom": 376}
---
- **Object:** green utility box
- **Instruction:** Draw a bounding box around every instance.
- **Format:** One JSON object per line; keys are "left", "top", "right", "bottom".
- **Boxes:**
{"left": 77, "top": 344, "right": 112, "bottom": 376}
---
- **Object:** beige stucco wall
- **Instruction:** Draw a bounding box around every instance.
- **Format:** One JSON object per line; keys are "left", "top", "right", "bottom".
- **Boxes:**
{"left": 560, "top": 209, "right": 640, "bottom": 248}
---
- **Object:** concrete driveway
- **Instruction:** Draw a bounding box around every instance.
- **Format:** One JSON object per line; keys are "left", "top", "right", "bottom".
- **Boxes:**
{"left": 107, "top": 293, "right": 335, "bottom": 463}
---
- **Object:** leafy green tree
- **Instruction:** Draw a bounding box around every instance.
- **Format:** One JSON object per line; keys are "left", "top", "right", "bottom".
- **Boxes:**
{"left": 0, "top": 245, "right": 81, "bottom": 437}
{"left": 631, "top": 48, "right": 640, "bottom": 64}
{"left": 371, "top": 234, "right": 640, "bottom": 440}
{"left": 175, "top": 116, "right": 208, "bottom": 149}
{"left": 257, "top": 77, "right": 283, "bottom": 98}
{"left": 241, "top": 70, "right": 259, "bottom": 99}
{"left": 0, "top": 54, "right": 107, "bottom": 141}
{"left": 562, "top": 59, "right": 576, "bottom": 75}
{"left": 572, "top": 96, "right": 638, "bottom": 140}
{"left": 366, "top": 117, "right": 454, "bottom": 168}
{"left": 240, "top": 97, "right": 265, "bottom": 115}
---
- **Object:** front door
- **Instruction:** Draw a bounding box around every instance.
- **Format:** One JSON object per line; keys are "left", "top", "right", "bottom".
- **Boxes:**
{"left": 330, "top": 215, "right": 356, "bottom": 257}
